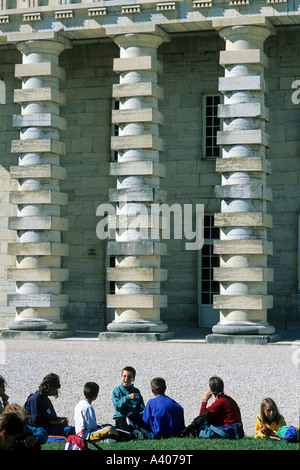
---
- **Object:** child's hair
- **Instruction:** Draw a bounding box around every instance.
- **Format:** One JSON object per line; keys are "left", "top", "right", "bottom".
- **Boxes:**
{"left": 260, "top": 397, "right": 281, "bottom": 425}
{"left": 151, "top": 377, "right": 166, "bottom": 395}
{"left": 84, "top": 382, "right": 99, "bottom": 400}
{"left": 4, "top": 404, "right": 29, "bottom": 425}
{"left": 209, "top": 376, "right": 224, "bottom": 395}
{"left": 0, "top": 412, "right": 24, "bottom": 435}
{"left": 0, "top": 375, "right": 7, "bottom": 388}
{"left": 39, "top": 373, "right": 61, "bottom": 398}
{"left": 122, "top": 366, "right": 136, "bottom": 380}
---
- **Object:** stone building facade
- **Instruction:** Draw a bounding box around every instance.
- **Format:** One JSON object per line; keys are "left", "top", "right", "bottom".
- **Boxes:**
{"left": 0, "top": 0, "right": 299, "bottom": 341}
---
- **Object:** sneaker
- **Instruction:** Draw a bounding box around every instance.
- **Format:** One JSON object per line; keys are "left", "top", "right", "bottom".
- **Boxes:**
{"left": 131, "top": 430, "right": 144, "bottom": 440}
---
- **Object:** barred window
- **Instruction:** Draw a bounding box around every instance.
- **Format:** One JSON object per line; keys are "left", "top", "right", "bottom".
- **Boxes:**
{"left": 201, "top": 215, "right": 219, "bottom": 305}
{"left": 203, "top": 95, "right": 221, "bottom": 159}
{"left": 111, "top": 99, "right": 119, "bottom": 162}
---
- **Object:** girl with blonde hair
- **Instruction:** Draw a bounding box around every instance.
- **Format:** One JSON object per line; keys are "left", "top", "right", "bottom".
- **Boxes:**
{"left": 254, "top": 397, "right": 286, "bottom": 438}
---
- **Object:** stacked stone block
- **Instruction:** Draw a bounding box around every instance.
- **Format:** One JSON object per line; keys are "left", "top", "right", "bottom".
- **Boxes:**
{"left": 211, "top": 17, "right": 276, "bottom": 337}
{"left": 6, "top": 32, "right": 70, "bottom": 335}
{"left": 105, "top": 26, "right": 170, "bottom": 335}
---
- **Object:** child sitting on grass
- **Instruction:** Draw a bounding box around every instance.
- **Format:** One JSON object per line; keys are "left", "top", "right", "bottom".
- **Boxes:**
{"left": 75, "top": 381, "right": 132, "bottom": 443}
{"left": 3, "top": 403, "right": 48, "bottom": 450}
{"left": 112, "top": 366, "right": 145, "bottom": 432}
{"left": 24, "top": 372, "right": 74, "bottom": 437}
{"left": 127, "top": 377, "right": 185, "bottom": 439}
{"left": 254, "top": 397, "right": 286, "bottom": 439}
{"left": 0, "top": 412, "right": 24, "bottom": 450}
{"left": 74, "top": 382, "right": 100, "bottom": 439}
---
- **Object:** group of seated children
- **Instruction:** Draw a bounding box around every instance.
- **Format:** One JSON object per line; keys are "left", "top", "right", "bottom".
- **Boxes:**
{"left": 0, "top": 373, "right": 72, "bottom": 450}
{"left": 0, "top": 369, "right": 298, "bottom": 449}
{"left": 71, "top": 367, "right": 298, "bottom": 443}
{"left": 112, "top": 367, "right": 185, "bottom": 440}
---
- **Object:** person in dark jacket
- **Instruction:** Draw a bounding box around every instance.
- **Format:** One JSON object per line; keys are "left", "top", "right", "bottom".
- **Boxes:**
{"left": 24, "top": 373, "right": 74, "bottom": 436}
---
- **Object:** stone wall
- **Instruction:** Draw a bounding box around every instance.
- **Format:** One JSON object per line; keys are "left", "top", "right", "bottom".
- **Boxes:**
{"left": 0, "top": 27, "right": 299, "bottom": 332}
{"left": 60, "top": 41, "right": 118, "bottom": 330}
{"left": 266, "top": 29, "right": 300, "bottom": 329}
{"left": 158, "top": 32, "right": 223, "bottom": 326}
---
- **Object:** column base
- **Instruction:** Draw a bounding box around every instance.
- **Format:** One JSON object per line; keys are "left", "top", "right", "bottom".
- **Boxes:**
{"left": 99, "top": 319, "right": 173, "bottom": 341}
{"left": 205, "top": 334, "right": 280, "bottom": 344}
{"left": 106, "top": 319, "right": 169, "bottom": 333}
{"left": 99, "top": 331, "right": 174, "bottom": 342}
{"left": 206, "top": 321, "right": 279, "bottom": 344}
{"left": 0, "top": 329, "right": 73, "bottom": 340}
{"left": 212, "top": 321, "right": 275, "bottom": 335}
{"left": 0, "top": 318, "right": 73, "bottom": 339}
{"left": 98, "top": 331, "right": 174, "bottom": 343}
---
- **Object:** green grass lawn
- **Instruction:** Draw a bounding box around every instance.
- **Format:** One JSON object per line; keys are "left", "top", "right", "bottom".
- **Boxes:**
{"left": 43, "top": 436, "right": 299, "bottom": 451}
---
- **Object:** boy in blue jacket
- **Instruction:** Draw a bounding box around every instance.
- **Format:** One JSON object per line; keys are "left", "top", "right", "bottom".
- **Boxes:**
{"left": 127, "top": 377, "right": 185, "bottom": 439}
{"left": 112, "top": 366, "right": 145, "bottom": 432}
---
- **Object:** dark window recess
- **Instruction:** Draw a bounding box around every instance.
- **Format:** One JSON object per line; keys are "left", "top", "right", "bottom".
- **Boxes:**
{"left": 205, "top": 95, "right": 221, "bottom": 159}
{"left": 201, "top": 215, "right": 220, "bottom": 305}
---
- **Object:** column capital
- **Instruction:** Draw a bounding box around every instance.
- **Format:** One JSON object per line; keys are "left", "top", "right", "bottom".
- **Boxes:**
{"left": 212, "top": 16, "right": 275, "bottom": 53}
{"left": 212, "top": 15, "right": 275, "bottom": 34}
{"left": 105, "top": 24, "right": 170, "bottom": 46}
{"left": 7, "top": 31, "right": 71, "bottom": 51}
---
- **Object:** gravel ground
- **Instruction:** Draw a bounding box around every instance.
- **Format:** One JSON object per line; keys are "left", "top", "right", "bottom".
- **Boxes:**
{"left": 0, "top": 336, "right": 299, "bottom": 438}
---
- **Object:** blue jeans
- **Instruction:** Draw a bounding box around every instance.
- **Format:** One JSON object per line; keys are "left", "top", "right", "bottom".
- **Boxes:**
{"left": 126, "top": 412, "right": 155, "bottom": 439}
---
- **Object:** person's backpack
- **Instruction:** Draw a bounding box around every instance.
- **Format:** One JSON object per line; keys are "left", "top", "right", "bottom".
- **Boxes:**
{"left": 65, "top": 433, "right": 103, "bottom": 450}
{"left": 199, "top": 423, "right": 244, "bottom": 439}
{"left": 88, "top": 424, "right": 125, "bottom": 443}
{"left": 65, "top": 434, "right": 89, "bottom": 450}
{"left": 271, "top": 426, "right": 299, "bottom": 442}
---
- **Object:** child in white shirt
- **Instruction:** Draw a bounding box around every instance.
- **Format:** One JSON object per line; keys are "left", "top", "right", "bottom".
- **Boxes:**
{"left": 74, "top": 382, "right": 100, "bottom": 439}
{"left": 74, "top": 381, "right": 133, "bottom": 444}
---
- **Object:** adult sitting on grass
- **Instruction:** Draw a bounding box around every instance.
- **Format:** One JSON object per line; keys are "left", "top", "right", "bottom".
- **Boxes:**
{"left": 24, "top": 373, "right": 74, "bottom": 437}
{"left": 200, "top": 376, "right": 243, "bottom": 427}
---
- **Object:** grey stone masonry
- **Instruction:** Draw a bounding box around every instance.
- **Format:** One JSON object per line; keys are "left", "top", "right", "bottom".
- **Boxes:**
{"left": 210, "top": 17, "right": 276, "bottom": 338}
{"left": 102, "top": 26, "right": 170, "bottom": 337}
{"left": 6, "top": 32, "right": 71, "bottom": 336}
{"left": 0, "top": 2, "right": 299, "bottom": 339}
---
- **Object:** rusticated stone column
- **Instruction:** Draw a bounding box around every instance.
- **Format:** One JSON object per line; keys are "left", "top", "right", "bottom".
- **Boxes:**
{"left": 101, "top": 26, "right": 170, "bottom": 339}
{"left": 209, "top": 18, "right": 276, "bottom": 341}
{"left": 5, "top": 32, "right": 71, "bottom": 338}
